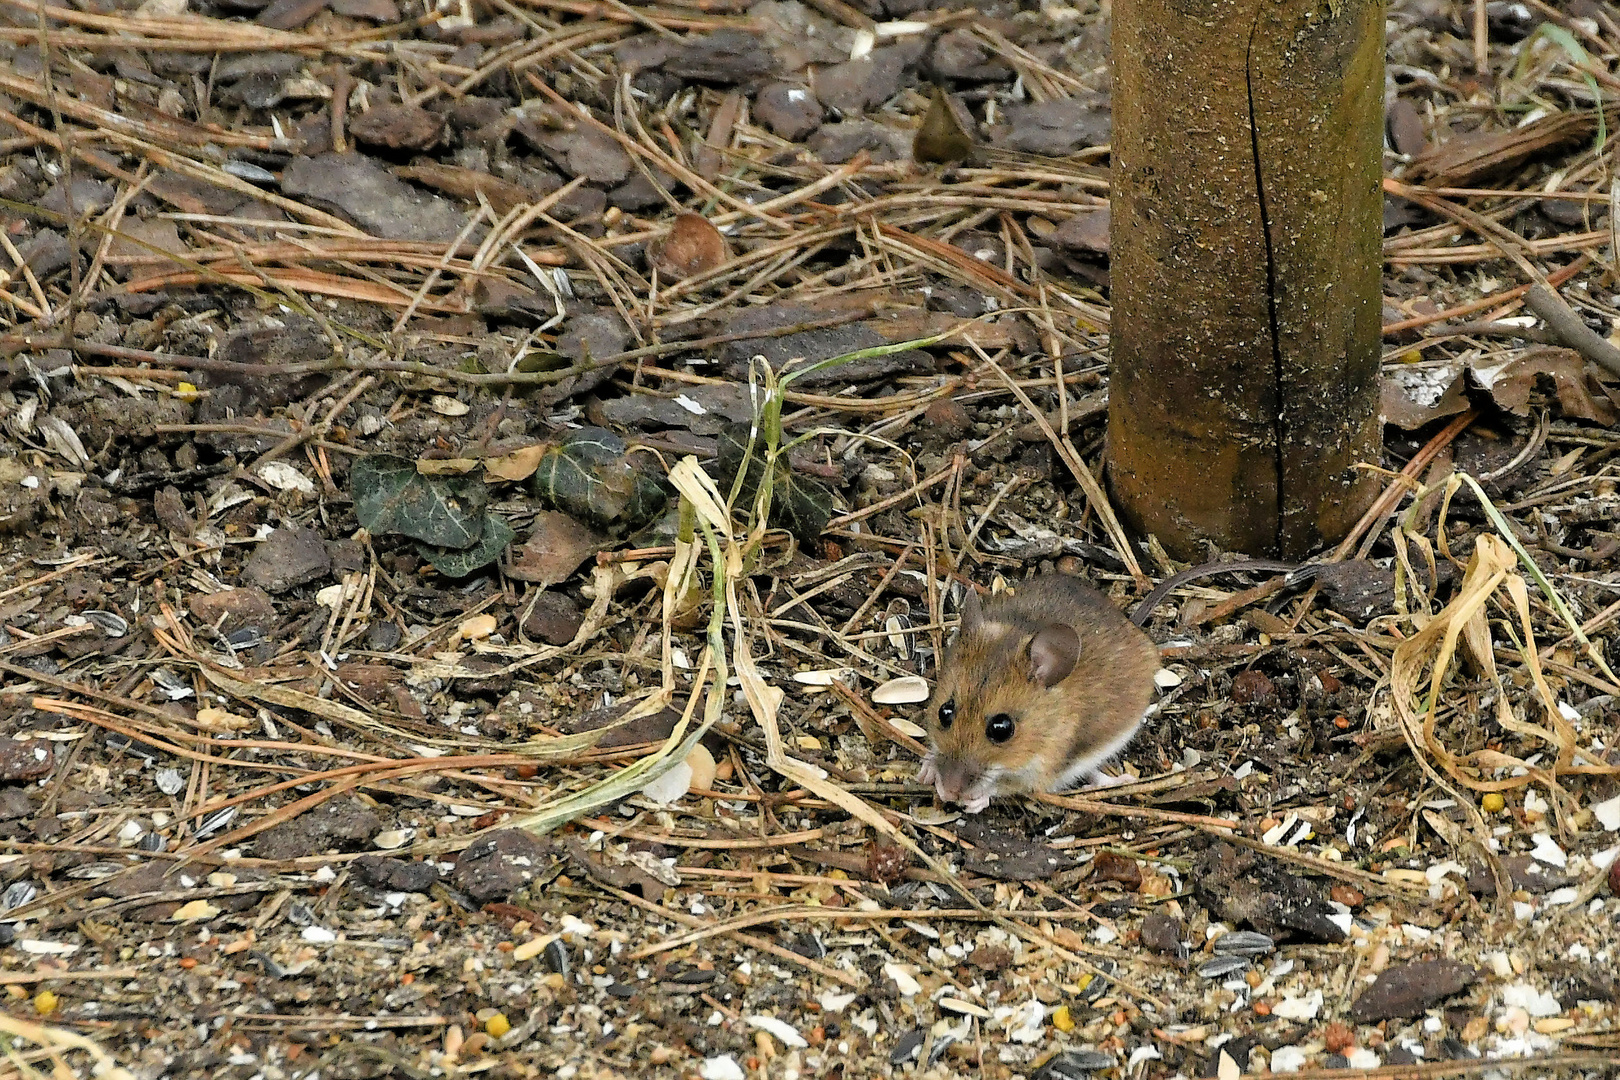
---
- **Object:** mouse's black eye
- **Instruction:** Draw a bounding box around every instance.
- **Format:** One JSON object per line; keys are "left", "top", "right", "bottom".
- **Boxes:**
{"left": 986, "top": 713, "right": 1015, "bottom": 743}
{"left": 937, "top": 699, "right": 956, "bottom": 730}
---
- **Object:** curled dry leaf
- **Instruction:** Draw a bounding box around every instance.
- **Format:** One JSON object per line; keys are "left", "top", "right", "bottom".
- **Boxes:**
{"left": 649, "top": 213, "right": 730, "bottom": 281}
{"left": 485, "top": 444, "right": 548, "bottom": 483}
{"left": 415, "top": 457, "right": 481, "bottom": 475}
{"left": 504, "top": 511, "right": 610, "bottom": 586}
{"left": 1382, "top": 348, "right": 1618, "bottom": 430}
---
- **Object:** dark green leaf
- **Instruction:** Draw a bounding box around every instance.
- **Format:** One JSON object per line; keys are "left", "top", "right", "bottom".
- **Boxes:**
{"left": 353, "top": 454, "right": 488, "bottom": 549}
{"left": 420, "top": 513, "right": 516, "bottom": 577}
{"left": 531, "top": 427, "right": 669, "bottom": 534}
{"left": 713, "top": 422, "right": 834, "bottom": 544}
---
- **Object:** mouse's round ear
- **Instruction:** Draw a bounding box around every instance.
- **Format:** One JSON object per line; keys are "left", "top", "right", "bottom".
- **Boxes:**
{"left": 1025, "top": 624, "right": 1081, "bottom": 687}
{"left": 959, "top": 588, "right": 984, "bottom": 636}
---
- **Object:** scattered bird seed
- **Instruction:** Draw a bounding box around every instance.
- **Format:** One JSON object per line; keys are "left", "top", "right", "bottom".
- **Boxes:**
{"left": 1036, "top": 1050, "right": 1119, "bottom": 1078}
{"left": 83, "top": 610, "right": 127, "bottom": 637}
{"left": 888, "top": 1028, "right": 925, "bottom": 1065}
{"left": 1, "top": 882, "right": 36, "bottom": 911}
{"left": 193, "top": 807, "right": 237, "bottom": 838}
{"left": 669, "top": 968, "right": 719, "bottom": 985}
{"left": 222, "top": 159, "right": 279, "bottom": 183}
{"left": 1199, "top": 956, "right": 1252, "bottom": 978}
{"left": 1212, "top": 930, "right": 1276, "bottom": 956}
{"left": 543, "top": 940, "right": 570, "bottom": 978}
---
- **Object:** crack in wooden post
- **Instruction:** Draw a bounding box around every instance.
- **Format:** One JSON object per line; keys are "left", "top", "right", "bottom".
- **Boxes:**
{"left": 1109, "top": 0, "right": 1384, "bottom": 560}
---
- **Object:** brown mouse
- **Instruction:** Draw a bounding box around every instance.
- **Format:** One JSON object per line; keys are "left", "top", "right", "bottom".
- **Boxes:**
{"left": 918, "top": 574, "right": 1160, "bottom": 813}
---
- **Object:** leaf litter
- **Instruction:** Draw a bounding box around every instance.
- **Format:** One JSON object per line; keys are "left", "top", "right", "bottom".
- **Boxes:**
{"left": 0, "top": 0, "right": 1619, "bottom": 1077}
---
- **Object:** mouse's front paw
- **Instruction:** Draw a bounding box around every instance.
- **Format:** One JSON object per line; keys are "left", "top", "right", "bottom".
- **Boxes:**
{"left": 963, "top": 793, "right": 991, "bottom": 814}
{"left": 917, "top": 750, "right": 937, "bottom": 786}
{"left": 1085, "top": 769, "right": 1131, "bottom": 789}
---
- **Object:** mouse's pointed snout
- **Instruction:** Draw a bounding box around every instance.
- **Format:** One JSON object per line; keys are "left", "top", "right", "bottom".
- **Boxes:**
{"left": 931, "top": 755, "right": 978, "bottom": 805}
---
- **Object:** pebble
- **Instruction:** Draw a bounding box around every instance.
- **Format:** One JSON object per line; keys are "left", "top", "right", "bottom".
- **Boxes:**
{"left": 1140, "top": 911, "right": 1187, "bottom": 958}
{"left": 1501, "top": 983, "right": 1561, "bottom": 1017}
{"left": 1349, "top": 959, "right": 1477, "bottom": 1022}
{"left": 753, "top": 83, "right": 822, "bottom": 142}
{"left": 1271, "top": 990, "right": 1322, "bottom": 1021}
{"left": 1497, "top": 1006, "right": 1531, "bottom": 1035}
{"left": 1269, "top": 1045, "right": 1308, "bottom": 1072}
{"left": 1230, "top": 669, "right": 1277, "bottom": 706}
{"left": 1593, "top": 792, "right": 1620, "bottom": 831}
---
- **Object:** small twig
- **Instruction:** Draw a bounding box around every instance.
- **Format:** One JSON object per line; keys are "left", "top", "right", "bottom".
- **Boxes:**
{"left": 1420, "top": 320, "right": 1567, "bottom": 344}
{"left": 979, "top": 351, "right": 1146, "bottom": 584}
{"left": 824, "top": 457, "right": 961, "bottom": 530}
{"left": 1384, "top": 254, "right": 1591, "bottom": 334}
{"left": 1387, "top": 179, "right": 1620, "bottom": 379}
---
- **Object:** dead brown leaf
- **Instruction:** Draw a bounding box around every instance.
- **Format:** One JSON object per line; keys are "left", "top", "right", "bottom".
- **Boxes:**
{"left": 484, "top": 444, "right": 549, "bottom": 483}
{"left": 504, "top": 512, "right": 609, "bottom": 585}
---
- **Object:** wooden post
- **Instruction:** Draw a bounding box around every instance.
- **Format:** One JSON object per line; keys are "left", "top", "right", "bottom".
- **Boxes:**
{"left": 1108, "top": 0, "right": 1385, "bottom": 560}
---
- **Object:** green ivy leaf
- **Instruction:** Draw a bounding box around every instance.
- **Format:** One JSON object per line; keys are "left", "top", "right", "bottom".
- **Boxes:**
{"left": 353, "top": 454, "right": 489, "bottom": 549}
{"left": 420, "top": 512, "right": 516, "bottom": 577}
{"left": 714, "top": 421, "right": 834, "bottom": 544}
{"left": 531, "top": 427, "right": 669, "bottom": 534}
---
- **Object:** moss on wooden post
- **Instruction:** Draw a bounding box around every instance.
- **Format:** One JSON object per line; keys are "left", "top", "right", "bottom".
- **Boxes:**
{"left": 1108, "top": 0, "right": 1385, "bottom": 560}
